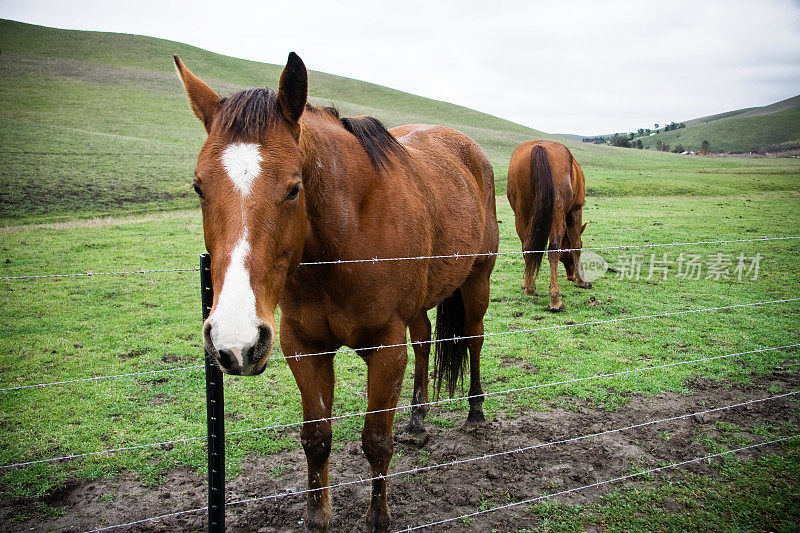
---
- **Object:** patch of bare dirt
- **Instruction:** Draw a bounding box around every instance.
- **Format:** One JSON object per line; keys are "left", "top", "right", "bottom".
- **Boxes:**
{"left": 2, "top": 372, "right": 798, "bottom": 532}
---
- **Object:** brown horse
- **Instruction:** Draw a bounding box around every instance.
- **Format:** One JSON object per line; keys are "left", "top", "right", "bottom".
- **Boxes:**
{"left": 506, "top": 140, "right": 591, "bottom": 311}
{"left": 175, "top": 53, "right": 498, "bottom": 532}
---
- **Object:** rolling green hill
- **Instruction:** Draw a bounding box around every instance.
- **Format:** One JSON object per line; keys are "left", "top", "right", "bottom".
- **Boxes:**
{"left": 638, "top": 95, "right": 800, "bottom": 153}
{"left": 0, "top": 19, "right": 556, "bottom": 221}
{"left": 0, "top": 18, "right": 798, "bottom": 223}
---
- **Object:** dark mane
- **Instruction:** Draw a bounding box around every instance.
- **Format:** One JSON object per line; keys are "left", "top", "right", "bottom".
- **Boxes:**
{"left": 217, "top": 88, "right": 280, "bottom": 140}
{"left": 340, "top": 116, "right": 405, "bottom": 171}
{"left": 218, "top": 90, "right": 404, "bottom": 170}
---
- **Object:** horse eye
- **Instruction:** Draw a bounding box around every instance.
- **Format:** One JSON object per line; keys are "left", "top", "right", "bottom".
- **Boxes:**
{"left": 193, "top": 183, "right": 205, "bottom": 199}
{"left": 285, "top": 184, "right": 301, "bottom": 201}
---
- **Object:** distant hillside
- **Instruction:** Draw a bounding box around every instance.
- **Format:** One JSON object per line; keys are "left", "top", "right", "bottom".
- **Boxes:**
{"left": 3, "top": 19, "right": 797, "bottom": 224}
{"left": 0, "top": 19, "right": 557, "bottom": 220}
{"left": 638, "top": 96, "right": 800, "bottom": 153}
{"left": 555, "top": 133, "right": 587, "bottom": 142}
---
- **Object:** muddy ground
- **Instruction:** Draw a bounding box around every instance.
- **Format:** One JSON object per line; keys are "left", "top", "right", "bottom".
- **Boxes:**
{"left": 3, "top": 372, "right": 798, "bottom": 532}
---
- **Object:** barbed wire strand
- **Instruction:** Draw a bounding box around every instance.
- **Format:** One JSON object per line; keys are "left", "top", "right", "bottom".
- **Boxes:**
{"left": 83, "top": 505, "right": 208, "bottom": 533}
{"left": 298, "top": 235, "right": 800, "bottom": 266}
{"left": 221, "top": 391, "right": 800, "bottom": 507}
{"left": 3, "top": 342, "right": 797, "bottom": 470}
{"left": 0, "top": 267, "right": 199, "bottom": 280}
{"left": 396, "top": 433, "right": 800, "bottom": 531}
{"left": 0, "top": 435, "right": 208, "bottom": 470}
{"left": 0, "top": 365, "right": 204, "bottom": 392}
{"left": 5, "top": 297, "right": 796, "bottom": 392}
{"left": 4, "top": 342, "right": 796, "bottom": 470}
{"left": 1, "top": 235, "right": 796, "bottom": 280}
{"left": 225, "top": 344, "right": 800, "bottom": 437}
{"left": 271, "top": 297, "right": 800, "bottom": 362}
{"left": 84, "top": 393, "right": 798, "bottom": 532}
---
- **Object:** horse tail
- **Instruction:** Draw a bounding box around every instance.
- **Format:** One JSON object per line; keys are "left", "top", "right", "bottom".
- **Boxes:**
{"left": 526, "top": 144, "right": 555, "bottom": 275}
{"left": 433, "top": 288, "right": 468, "bottom": 398}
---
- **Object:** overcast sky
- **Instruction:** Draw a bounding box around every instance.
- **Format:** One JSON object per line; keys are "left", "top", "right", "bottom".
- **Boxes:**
{"left": 3, "top": 0, "right": 799, "bottom": 134}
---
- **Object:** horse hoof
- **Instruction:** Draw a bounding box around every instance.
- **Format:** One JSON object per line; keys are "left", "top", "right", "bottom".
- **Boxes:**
{"left": 404, "top": 420, "right": 426, "bottom": 434}
{"left": 523, "top": 287, "right": 536, "bottom": 296}
{"left": 366, "top": 504, "right": 391, "bottom": 533}
{"left": 305, "top": 507, "right": 332, "bottom": 532}
{"left": 548, "top": 303, "right": 565, "bottom": 312}
{"left": 578, "top": 282, "right": 593, "bottom": 289}
{"left": 466, "top": 409, "right": 486, "bottom": 425}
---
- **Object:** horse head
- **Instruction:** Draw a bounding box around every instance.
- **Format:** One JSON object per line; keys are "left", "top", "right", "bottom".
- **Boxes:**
{"left": 175, "top": 53, "right": 309, "bottom": 375}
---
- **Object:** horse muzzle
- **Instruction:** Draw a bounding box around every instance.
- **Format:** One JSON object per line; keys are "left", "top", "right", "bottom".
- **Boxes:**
{"left": 202, "top": 320, "right": 273, "bottom": 376}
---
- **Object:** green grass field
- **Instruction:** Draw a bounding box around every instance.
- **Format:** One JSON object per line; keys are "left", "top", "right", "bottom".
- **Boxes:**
{"left": 1, "top": 18, "right": 799, "bottom": 531}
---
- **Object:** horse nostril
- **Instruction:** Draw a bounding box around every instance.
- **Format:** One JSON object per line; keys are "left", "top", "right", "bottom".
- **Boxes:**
{"left": 242, "top": 344, "right": 255, "bottom": 362}
{"left": 218, "top": 348, "right": 235, "bottom": 368}
{"left": 258, "top": 325, "right": 273, "bottom": 346}
{"left": 203, "top": 321, "right": 213, "bottom": 346}
{"left": 250, "top": 325, "right": 274, "bottom": 361}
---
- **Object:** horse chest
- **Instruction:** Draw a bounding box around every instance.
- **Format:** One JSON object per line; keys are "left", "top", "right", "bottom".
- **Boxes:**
{"left": 283, "top": 269, "right": 421, "bottom": 350}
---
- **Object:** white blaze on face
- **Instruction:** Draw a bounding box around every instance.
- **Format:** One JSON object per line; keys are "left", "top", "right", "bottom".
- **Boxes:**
{"left": 221, "top": 142, "right": 262, "bottom": 196}
{"left": 208, "top": 142, "right": 264, "bottom": 364}
{"left": 209, "top": 231, "right": 260, "bottom": 364}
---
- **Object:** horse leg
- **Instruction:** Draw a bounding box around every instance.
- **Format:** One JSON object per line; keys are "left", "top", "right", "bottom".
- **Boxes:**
{"left": 284, "top": 340, "right": 335, "bottom": 532}
{"left": 460, "top": 265, "right": 493, "bottom": 424}
{"left": 405, "top": 311, "right": 432, "bottom": 434}
{"left": 566, "top": 207, "right": 592, "bottom": 289}
{"left": 522, "top": 246, "right": 538, "bottom": 296}
{"left": 560, "top": 227, "right": 577, "bottom": 281}
{"left": 512, "top": 201, "right": 536, "bottom": 296}
{"left": 548, "top": 232, "right": 566, "bottom": 312}
{"left": 363, "top": 323, "right": 407, "bottom": 532}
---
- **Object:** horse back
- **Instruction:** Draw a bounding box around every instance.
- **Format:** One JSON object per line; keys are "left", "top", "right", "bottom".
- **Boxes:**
{"left": 391, "top": 123, "right": 497, "bottom": 237}
{"left": 389, "top": 124, "right": 499, "bottom": 308}
{"left": 507, "top": 140, "right": 580, "bottom": 215}
{"left": 392, "top": 125, "right": 495, "bottom": 201}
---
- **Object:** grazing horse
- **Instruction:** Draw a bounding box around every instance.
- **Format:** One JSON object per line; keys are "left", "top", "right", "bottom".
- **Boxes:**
{"left": 506, "top": 140, "right": 591, "bottom": 311}
{"left": 175, "top": 52, "right": 498, "bottom": 532}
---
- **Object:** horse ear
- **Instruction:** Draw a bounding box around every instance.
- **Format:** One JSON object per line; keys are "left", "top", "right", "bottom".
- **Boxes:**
{"left": 277, "top": 52, "right": 308, "bottom": 125}
{"left": 173, "top": 55, "right": 220, "bottom": 133}
{"left": 581, "top": 222, "right": 588, "bottom": 234}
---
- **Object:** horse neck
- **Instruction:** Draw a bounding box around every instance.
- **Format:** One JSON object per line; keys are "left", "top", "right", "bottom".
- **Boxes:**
{"left": 297, "top": 112, "right": 378, "bottom": 263}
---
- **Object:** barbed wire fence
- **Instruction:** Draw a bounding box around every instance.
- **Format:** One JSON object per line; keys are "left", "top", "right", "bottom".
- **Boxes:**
{"left": 1, "top": 235, "right": 796, "bottom": 280}
{"left": 1, "top": 235, "right": 799, "bottom": 531}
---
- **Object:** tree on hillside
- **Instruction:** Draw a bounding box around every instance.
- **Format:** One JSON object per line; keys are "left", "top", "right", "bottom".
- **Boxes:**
{"left": 635, "top": 139, "right": 643, "bottom": 149}
{"left": 611, "top": 134, "right": 631, "bottom": 148}
{"left": 672, "top": 144, "right": 685, "bottom": 153}
{"left": 701, "top": 140, "right": 710, "bottom": 152}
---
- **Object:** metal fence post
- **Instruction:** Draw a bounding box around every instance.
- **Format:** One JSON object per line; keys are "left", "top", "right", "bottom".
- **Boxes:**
{"left": 201, "top": 253, "right": 225, "bottom": 532}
